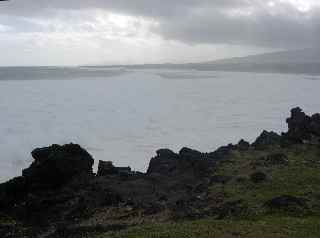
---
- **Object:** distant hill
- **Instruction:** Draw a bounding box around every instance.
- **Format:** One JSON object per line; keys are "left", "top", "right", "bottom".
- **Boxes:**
{"left": 193, "top": 48, "right": 320, "bottom": 75}
{"left": 91, "top": 48, "right": 320, "bottom": 75}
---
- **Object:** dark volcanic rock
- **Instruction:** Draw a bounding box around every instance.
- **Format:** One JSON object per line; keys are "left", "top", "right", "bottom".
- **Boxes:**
{"left": 147, "top": 148, "right": 214, "bottom": 177}
{"left": 147, "top": 149, "right": 179, "bottom": 175}
{"left": 250, "top": 172, "right": 267, "bottom": 183}
{"left": 207, "top": 144, "right": 236, "bottom": 160}
{"left": 237, "top": 139, "right": 250, "bottom": 151}
{"left": 2, "top": 107, "right": 320, "bottom": 237}
{"left": 265, "top": 195, "right": 308, "bottom": 213}
{"left": 310, "top": 113, "right": 320, "bottom": 136}
{"left": 284, "top": 107, "right": 320, "bottom": 143}
{"left": 179, "top": 147, "right": 203, "bottom": 160}
{"left": 22, "top": 144, "right": 94, "bottom": 189}
{"left": 286, "top": 107, "right": 312, "bottom": 142}
{"left": 97, "top": 161, "right": 118, "bottom": 176}
{"left": 252, "top": 130, "right": 282, "bottom": 149}
{"left": 97, "top": 161, "right": 132, "bottom": 177}
{"left": 0, "top": 177, "right": 27, "bottom": 209}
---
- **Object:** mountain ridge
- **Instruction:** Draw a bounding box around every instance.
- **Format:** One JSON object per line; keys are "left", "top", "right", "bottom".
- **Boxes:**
{"left": 89, "top": 48, "right": 320, "bottom": 75}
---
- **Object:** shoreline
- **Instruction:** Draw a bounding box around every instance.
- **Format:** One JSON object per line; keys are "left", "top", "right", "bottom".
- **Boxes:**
{"left": 1, "top": 107, "right": 320, "bottom": 237}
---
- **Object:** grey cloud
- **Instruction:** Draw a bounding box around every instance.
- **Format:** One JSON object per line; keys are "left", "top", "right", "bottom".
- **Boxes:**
{"left": 0, "top": 0, "right": 244, "bottom": 17}
{"left": 153, "top": 9, "right": 320, "bottom": 48}
{"left": 0, "top": 0, "right": 319, "bottom": 49}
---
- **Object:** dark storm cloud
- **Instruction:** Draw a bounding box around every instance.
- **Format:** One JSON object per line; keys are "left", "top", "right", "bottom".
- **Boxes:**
{"left": 0, "top": 0, "right": 244, "bottom": 17}
{"left": 0, "top": 0, "right": 319, "bottom": 49}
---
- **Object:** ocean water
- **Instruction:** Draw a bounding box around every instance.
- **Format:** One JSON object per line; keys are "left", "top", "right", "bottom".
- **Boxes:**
{"left": 0, "top": 67, "right": 319, "bottom": 182}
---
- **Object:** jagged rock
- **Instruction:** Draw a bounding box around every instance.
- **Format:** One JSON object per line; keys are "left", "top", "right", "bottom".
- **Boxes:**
{"left": 22, "top": 144, "right": 94, "bottom": 189}
{"left": 97, "top": 161, "right": 132, "bottom": 177}
{"left": 252, "top": 130, "right": 282, "bottom": 149}
{"left": 284, "top": 107, "right": 320, "bottom": 143}
{"left": 179, "top": 147, "right": 203, "bottom": 159}
{"left": 286, "top": 107, "right": 312, "bottom": 142}
{"left": 147, "top": 148, "right": 213, "bottom": 177}
{"left": 1, "top": 107, "right": 320, "bottom": 237}
{"left": 147, "top": 149, "right": 179, "bottom": 175}
{"left": 156, "top": 149, "right": 179, "bottom": 159}
{"left": 310, "top": 113, "right": 320, "bottom": 136}
{"left": 97, "top": 161, "right": 117, "bottom": 176}
{"left": 208, "top": 144, "right": 236, "bottom": 160}
{"left": 237, "top": 139, "right": 250, "bottom": 151}
{"left": 250, "top": 172, "right": 267, "bottom": 183}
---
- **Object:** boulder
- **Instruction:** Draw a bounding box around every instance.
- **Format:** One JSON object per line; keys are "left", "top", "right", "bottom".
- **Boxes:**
{"left": 285, "top": 107, "right": 312, "bottom": 142}
{"left": 179, "top": 147, "right": 203, "bottom": 160}
{"left": 97, "top": 161, "right": 118, "bottom": 176}
{"left": 237, "top": 139, "right": 250, "bottom": 151}
{"left": 147, "top": 148, "right": 214, "bottom": 177}
{"left": 310, "top": 113, "right": 320, "bottom": 136}
{"left": 97, "top": 160, "right": 132, "bottom": 177}
{"left": 283, "top": 107, "right": 320, "bottom": 144}
{"left": 252, "top": 130, "right": 282, "bottom": 149}
{"left": 156, "top": 149, "right": 179, "bottom": 159}
{"left": 22, "top": 143, "right": 94, "bottom": 189}
{"left": 250, "top": 172, "right": 267, "bottom": 183}
{"left": 208, "top": 144, "right": 236, "bottom": 160}
{"left": 147, "top": 149, "right": 179, "bottom": 175}
{"left": 265, "top": 195, "right": 308, "bottom": 213}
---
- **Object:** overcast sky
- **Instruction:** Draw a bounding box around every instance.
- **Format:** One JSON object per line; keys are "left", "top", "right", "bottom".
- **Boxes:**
{"left": 0, "top": 0, "right": 319, "bottom": 66}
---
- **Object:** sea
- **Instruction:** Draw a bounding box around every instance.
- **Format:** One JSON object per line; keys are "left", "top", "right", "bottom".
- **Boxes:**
{"left": 0, "top": 66, "right": 319, "bottom": 182}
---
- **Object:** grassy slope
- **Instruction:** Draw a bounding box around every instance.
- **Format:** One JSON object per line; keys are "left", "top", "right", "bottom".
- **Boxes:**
{"left": 100, "top": 216, "right": 320, "bottom": 238}
{"left": 99, "top": 144, "right": 320, "bottom": 238}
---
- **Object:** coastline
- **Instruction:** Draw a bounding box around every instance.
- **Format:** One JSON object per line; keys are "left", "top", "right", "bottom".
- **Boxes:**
{"left": 1, "top": 107, "right": 320, "bottom": 237}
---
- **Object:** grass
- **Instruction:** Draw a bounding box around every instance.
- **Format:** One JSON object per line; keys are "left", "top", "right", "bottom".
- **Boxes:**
{"left": 96, "top": 144, "right": 320, "bottom": 237}
{"left": 98, "top": 216, "right": 320, "bottom": 238}
{"left": 207, "top": 144, "right": 320, "bottom": 215}
{"left": 0, "top": 213, "right": 16, "bottom": 226}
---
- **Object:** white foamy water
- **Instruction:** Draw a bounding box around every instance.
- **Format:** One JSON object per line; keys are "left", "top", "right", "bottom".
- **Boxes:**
{"left": 0, "top": 68, "right": 319, "bottom": 182}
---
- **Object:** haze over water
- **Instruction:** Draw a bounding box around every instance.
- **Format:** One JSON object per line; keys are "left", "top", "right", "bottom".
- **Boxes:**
{"left": 0, "top": 67, "right": 319, "bottom": 182}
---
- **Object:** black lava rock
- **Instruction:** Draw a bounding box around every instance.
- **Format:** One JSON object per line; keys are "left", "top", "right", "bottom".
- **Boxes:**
{"left": 22, "top": 143, "right": 94, "bottom": 189}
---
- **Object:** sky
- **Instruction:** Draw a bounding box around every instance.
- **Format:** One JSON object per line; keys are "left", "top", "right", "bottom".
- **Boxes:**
{"left": 0, "top": 0, "right": 319, "bottom": 66}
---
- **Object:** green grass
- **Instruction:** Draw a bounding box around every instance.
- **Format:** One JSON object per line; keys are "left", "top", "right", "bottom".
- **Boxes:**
{"left": 95, "top": 144, "right": 320, "bottom": 238}
{"left": 0, "top": 213, "right": 16, "bottom": 226}
{"left": 98, "top": 216, "right": 320, "bottom": 238}
{"left": 208, "top": 144, "right": 320, "bottom": 216}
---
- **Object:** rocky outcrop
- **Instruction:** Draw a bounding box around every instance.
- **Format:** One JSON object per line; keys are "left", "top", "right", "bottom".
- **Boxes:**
{"left": 0, "top": 144, "right": 94, "bottom": 211}
{"left": 252, "top": 130, "right": 282, "bottom": 149}
{"left": 147, "top": 147, "right": 214, "bottom": 177}
{"left": 265, "top": 195, "right": 308, "bottom": 213}
{"left": 0, "top": 177, "right": 27, "bottom": 209}
{"left": 237, "top": 139, "right": 250, "bottom": 151}
{"left": 1, "top": 107, "right": 320, "bottom": 237}
{"left": 23, "top": 143, "right": 94, "bottom": 189}
{"left": 97, "top": 160, "right": 132, "bottom": 176}
{"left": 284, "top": 107, "right": 320, "bottom": 143}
